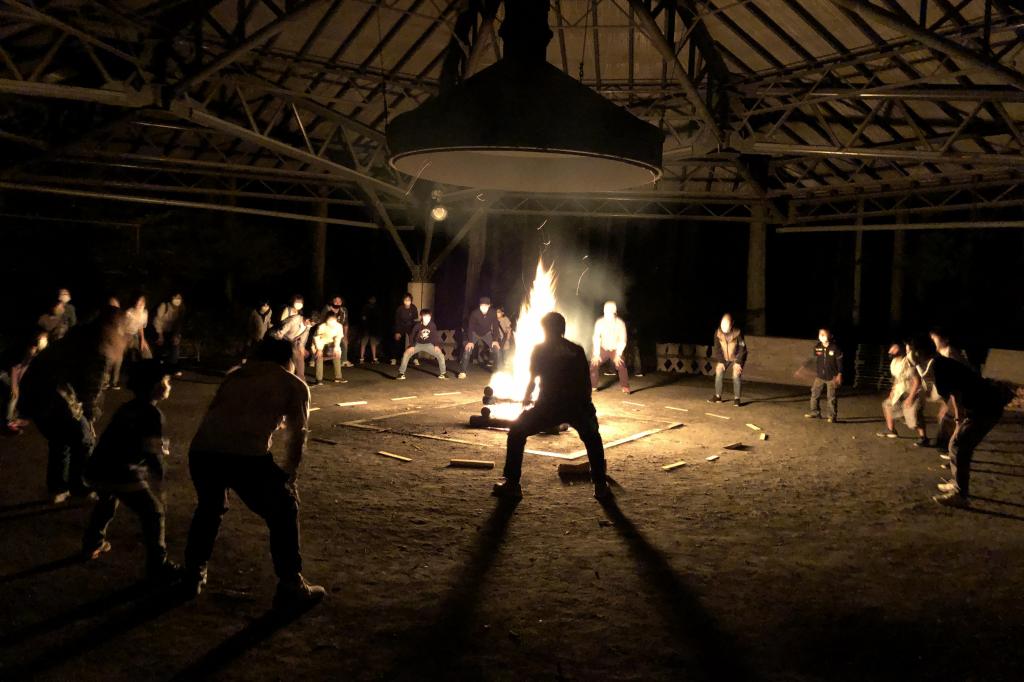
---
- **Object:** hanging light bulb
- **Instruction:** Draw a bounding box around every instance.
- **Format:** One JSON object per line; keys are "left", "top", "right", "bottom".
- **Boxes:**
{"left": 430, "top": 189, "right": 448, "bottom": 221}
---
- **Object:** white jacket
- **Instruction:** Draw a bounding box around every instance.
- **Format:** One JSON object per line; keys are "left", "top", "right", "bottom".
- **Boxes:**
{"left": 593, "top": 316, "right": 627, "bottom": 356}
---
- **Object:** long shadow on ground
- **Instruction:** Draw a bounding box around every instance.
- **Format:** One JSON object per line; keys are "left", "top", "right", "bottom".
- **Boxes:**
{"left": 597, "top": 496, "right": 757, "bottom": 681}
{"left": 386, "top": 498, "right": 520, "bottom": 679}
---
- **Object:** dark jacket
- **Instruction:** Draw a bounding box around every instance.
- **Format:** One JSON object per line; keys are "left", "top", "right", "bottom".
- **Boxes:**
{"left": 19, "top": 325, "right": 110, "bottom": 422}
{"left": 248, "top": 308, "right": 272, "bottom": 343}
{"left": 709, "top": 329, "right": 748, "bottom": 367}
{"left": 394, "top": 304, "right": 418, "bottom": 335}
{"left": 466, "top": 308, "right": 499, "bottom": 339}
{"left": 814, "top": 341, "right": 843, "bottom": 380}
{"left": 361, "top": 302, "right": 382, "bottom": 335}
{"left": 531, "top": 337, "right": 592, "bottom": 408}
{"left": 321, "top": 304, "right": 348, "bottom": 327}
{"left": 410, "top": 321, "right": 440, "bottom": 347}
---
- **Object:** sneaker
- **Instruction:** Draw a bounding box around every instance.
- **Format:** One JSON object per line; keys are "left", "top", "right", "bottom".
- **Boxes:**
{"left": 182, "top": 566, "right": 208, "bottom": 598}
{"left": 51, "top": 491, "right": 71, "bottom": 505}
{"left": 333, "top": 379, "right": 348, "bottom": 384}
{"left": 438, "top": 374, "right": 447, "bottom": 380}
{"left": 397, "top": 374, "right": 406, "bottom": 381}
{"left": 309, "top": 380, "right": 321, "bottom": 386}
{"left": 932, "top": 491, "right": 970, "bottom": 508}
{"left": 273, "top": 575, "right": 326, "bottom": 612}
{"left": 389, "top": 359, "right": 397, "bottom": 366}
{"left": 147, "top": 560, "right": 185, "bottom": 584}
{"left": 342, "top": 361, "right": 354, "bottom": 368}
{"left": 594, "top": 481, "right": 613, "bottom": 501}
{"left": 936, "top": 480, "right": 958, "bottom": 493}
{"left": 173, "top": 371, "right": 183, "bottom": 378}
{"left": 83, "top": 540, "right": 112, "bottom": 561}
{"left": 458, "top": 372, "right": 467, "bottom": 380}
{"left": 413, "top": 359, "right": 420, "bottom": 367}
{"left": 635, "top": 373, "right": 644, "bottom": 377}
{"left": 804, "top": 413, "right": 821, "bottom": 419}
{"left": 707, "top": 395, "right": 723, "bottom": 404}
{"left": 734, "top": 398, "right": 742, "bottom": 407}
{"left": 359, "top": 358, "right": 366, "bottom": 364}
{"left": 110, "top": 385, "right": 122, "bottom": 391}
{"left": 622, "top": 387, "right": 631, "bottom": 395}
{"left": 939, "top": 453, "right": 951, "bottom": 461}
{"left": 914, "top": 437, "right": 930, "bottom": 448}
{"left": 491, "top": 479, "right": 523, "bottom": 500}
{"left": 876, "top": 429, "right": 898, "bottom": 438}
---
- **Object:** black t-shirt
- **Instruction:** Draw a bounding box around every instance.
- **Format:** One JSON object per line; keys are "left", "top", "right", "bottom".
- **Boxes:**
{"left": 85, "top": 399, "right": 165, "bottom": 485}
{"left": 467, "top": 308, "right": 499, "bottom": 338}
{"left": 930, "top": 355, "right": 999, "bottom": 414}
{"left": 411, "top": 322, "right": 440, "bottom": 346}
{"left": 530, "top": 338, "right": 592, "bottom": 408}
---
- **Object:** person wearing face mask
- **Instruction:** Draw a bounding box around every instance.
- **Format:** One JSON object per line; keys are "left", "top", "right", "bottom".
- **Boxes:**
{"left": 878, "top": 343, "right": 929, "bottom": 446}
{"left": 154, "top": 293, "right": 186, "bottom": 375}
{"left": 246, "top": 301, "right": 273, "bottom": 357}
{"left": 272, "top": 310, "right": 314, "bottom": 383}
{"left": 805, "top": 328, "right": 843, "bottom": 423}
{"left": 590, "top": 300, "right": 630, "bottom": 394}
{"left": 311, "top": 312, "right": 347, "bottom": 385}
{"left": 281, "top": 295, "right": 305, "bottom": 322}
{"left": 56, "top": 289, "right": 77, "bottom": 333}
{"left": 321, "top": 296, "right": 353, "bottom": 368}
{"left": 708, "top": 313, "right": 747, "bottom": 406}
{"left": 905, "top": 337, "right": 1013, "bottom": 508}
{"left": 397, "top": 309, "right": 447, "bottom": 380}
{"left": 459, "top": 297, "right": 501, "bottom": 379}
{"left": 392, "top": 293, "right": 419, "bottom": 366}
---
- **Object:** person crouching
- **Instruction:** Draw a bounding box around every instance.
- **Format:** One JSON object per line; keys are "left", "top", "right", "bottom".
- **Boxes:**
{"left": 81, "top": 360, "right": 182, "bottom": 583}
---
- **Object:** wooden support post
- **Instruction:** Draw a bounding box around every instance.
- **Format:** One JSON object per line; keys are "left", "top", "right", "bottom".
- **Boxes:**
{"left": 464, "top": 213, "right": 487, "bottom": 312}
{"left": 745, "top": 203, "right": 767, "bottom": 335}
{"left": 852, "top": 199, "right": 864, "bottom": 327}
{"left": 311, "top": 194, "right": 327, "bottom": 307}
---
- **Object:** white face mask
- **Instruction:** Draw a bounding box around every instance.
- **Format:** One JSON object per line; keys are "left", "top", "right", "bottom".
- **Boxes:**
{"left": 819, "top": 335, "right": 829, "bottom": 345}
{"left": 479, "top": 305, "right": 489, "bottom": 315}
{"left": 604, "top": 303, "right": 616, "bottom": 319}
{"left": 58, "top": 294, "right": 71, "bottom": 303}
{"left": 294, "top": 302, "right": 304, "bottom": 312}
{"left": 720, "top": 319, "right": 732, "bottom": 334}
{"left": 422, "top": 316, "right": 432, "bottom": 326}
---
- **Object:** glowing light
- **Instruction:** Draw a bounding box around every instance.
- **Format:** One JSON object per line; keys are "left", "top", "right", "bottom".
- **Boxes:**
{"left": 430, "top": 205, "right": 448, "bottom": 221}
{"left": 488, "top": 257, "right": 558, "bottom": 420}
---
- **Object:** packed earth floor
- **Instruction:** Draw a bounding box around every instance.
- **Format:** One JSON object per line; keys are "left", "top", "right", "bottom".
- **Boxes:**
{"left": 1, "top": 366, "right": 1023, "bottom": 681}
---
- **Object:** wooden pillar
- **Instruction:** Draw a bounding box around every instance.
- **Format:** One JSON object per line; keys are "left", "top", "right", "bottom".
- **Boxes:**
{"left": 463, "top": 211, "right": 488, "bottom": 313}
{"left": 852, "top": 199, "right": 864, "bottom": 327}
{"left": 890, "top": 217, "right": 905, "bottom": 325}
{"left": 745, "top": 203, "right": 767, "bottom": 335}
{"left": 311, "top": 195, "right": 327, "bottom": 307}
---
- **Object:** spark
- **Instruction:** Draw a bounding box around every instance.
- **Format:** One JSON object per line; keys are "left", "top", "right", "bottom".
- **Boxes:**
{"left": 576, "top": 255, "right": 590, "bottom": 296}
{"left": 402, "top": 161, "right": 431, "bottom": 196}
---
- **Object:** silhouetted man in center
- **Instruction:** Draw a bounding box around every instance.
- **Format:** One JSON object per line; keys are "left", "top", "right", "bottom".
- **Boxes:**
{"left": 493, "top": 312, "right": 611, "bottom": 501}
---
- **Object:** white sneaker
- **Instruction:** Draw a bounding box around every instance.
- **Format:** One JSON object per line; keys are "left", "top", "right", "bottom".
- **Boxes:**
{"left": 397, "top": 374, "right": 406, "bottom": 381}
{"left": 413, "top": 359, "right": 420, "bottom": 366}
{"left": 342, "top": 361, "right": 354, "bottom": 368}
{"left": 457, "top": 372, "right": 467, "bottom": 379}
{"left": 389, "top": 359, "right": 397, "bottom": 366}
{"left": 936, "top": 480, "right": 958, "bottom": 493}
{"left": 438, "top": 374, "right": 447, "bottom": 380}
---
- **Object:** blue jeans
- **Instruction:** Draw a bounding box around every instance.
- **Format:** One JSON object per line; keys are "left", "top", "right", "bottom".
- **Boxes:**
{"left": 400, "top": 344, "right": 446, "bottom": 375}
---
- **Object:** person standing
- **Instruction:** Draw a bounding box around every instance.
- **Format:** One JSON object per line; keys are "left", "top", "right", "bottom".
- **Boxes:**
{"left": 273, "top": 311, "right": 313, "bottom": 383}
{"left": 311, "top": 312, "right": 346, "bottom": 385}
{"left": 805, "top": 328, "right": 843, "bottom": 423}
{"left": 183, "top": 337, "right": 324, "bottom": 610}
{"left": 81, "top": 360, "right": 182, "bottom": 582}
{"left": 19, "top": 307, "right": 126, "bottom": 503}
{"left": 459, "top": 297, "right": 501, "bottom": 379}
{"left": 111, "top": 294, "right": 150, "bottom": 390}
{"left": 281, "top": 295, "right": 305, "bottom": 323}
{"left": 877, "top": 343, "right": 928, "bottom": 446}
{"left": 322, "top": 296, "right": 353, "bottom": 368}
{"left": 708, "top": 313, "right": 747, "bottom": 406}
{"left": 358, "top": 296, "right": 382, "bottom": 364}
{"left": 154, "top": 293, "right": 185, "bottom": 375}
{"left": 246, "top": 301, "right": 273, "bottom": 357}
{"left": 392, "top": 293, "right": 418, "bottom": 366}
{"left": 929, "top": 328, "right": 971, "bottom": 454}
{"left": 590, "top": 300, "right": 630, "bottom": 394}
{"left": 493, "top": 312, "right": 611, "bottom": 501}
{"left": 57, "top": 289, "right": 77, "bottom": 336}
{"left": 496, "top": 306, "right": 514, "bottom": 357}
{"left": 397, "top": 309, "right": 447, "bottom": 380}
{"left": 906, "top": 337, "right": 1012, "bottom": 508}
{"left": 1, "top": 330, "right": 48, "bottom": 435}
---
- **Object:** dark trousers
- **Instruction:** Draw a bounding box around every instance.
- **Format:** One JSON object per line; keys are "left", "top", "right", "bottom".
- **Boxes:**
{"left": 590, "top": 349, "right": 630, "bottom": 390}
{"left": 184, "top": 452, "right": 302, "bottom": 580}
{"left": 810, "top": 377, "right": 839, "bottom": 419}
{"left": 949, "top": 409, "right": 1002, "bottom": 498}
{"left": 34, "top": 403, "right": 94, "bottom": 494}
{"left": 461, "top": 332, "right": 502, "bottom": 373}
{"left": 84, "top": 485, "right": 167, "bottom": 569}
{"left": 504, "top": 402, "right": 606, "bottom": 486}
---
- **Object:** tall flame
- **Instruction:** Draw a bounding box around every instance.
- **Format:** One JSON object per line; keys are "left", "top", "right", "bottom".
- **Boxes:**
{"left": 488, "top": 257, "right": 558, "bottom": 418}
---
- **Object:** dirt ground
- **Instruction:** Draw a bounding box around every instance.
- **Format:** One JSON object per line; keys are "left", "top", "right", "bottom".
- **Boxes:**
{"left": 2, "top": 364, "right": 1023, "bottom": 681}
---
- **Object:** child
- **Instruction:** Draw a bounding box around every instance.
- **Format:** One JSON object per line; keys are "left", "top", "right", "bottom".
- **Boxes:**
{"left": 805, "top": 328, "right": 843, "bottom": 423}
{"left": 81, "top": 360, "right": 182, "bottom": 582}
